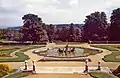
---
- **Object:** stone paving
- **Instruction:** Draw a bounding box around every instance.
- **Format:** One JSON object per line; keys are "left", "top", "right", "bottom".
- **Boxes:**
{"left": 20, "top": 66, "right": 111, "bottom": 74}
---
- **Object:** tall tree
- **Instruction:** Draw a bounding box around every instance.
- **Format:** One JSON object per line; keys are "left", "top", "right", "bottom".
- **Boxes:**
{"left": 68, "top": 23, "right": 75, "bottom": 41}
{"left": 110, "top": 8, "right": 120, "bottom": 41}
{"left": 47, "top": 24, "right": 55, "bottom": 42}
{"left": 83, "top": 12, "right": 108, "bottom": 41}
{"left": 60, "top": 27, "right": 69, "bottom": 41}
{"left": 74, "top": 28, "right": 82, "bottom": 42}
{"left": 55, "top": 29, "right": 60, "bottom": 40}
{"left": 20, "top": 14, "right": 48, "bottom": 43}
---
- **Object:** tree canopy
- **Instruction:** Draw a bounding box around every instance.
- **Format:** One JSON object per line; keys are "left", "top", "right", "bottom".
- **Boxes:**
{"left": 110, "top": 8, "right": 120, "bottom": 41}
{"left": 83, "top": 12, "right": 108, "bottom": 41}
{"left": 20, "top": 14, "right": 48, "bottom": 43}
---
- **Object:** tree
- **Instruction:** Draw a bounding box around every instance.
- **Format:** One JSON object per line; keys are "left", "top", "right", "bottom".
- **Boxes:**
{"left": 83, "top": 12, "right": 108, "bottom": 41}
{"left": 68, "top": 23, "right": 75, "bottom": 42}
{"left": 55, "top": 29, "right": 60, "bottom": 40}
{"left": 47, "top": 24, "right": 55, "bottom": 42}
{"left": 74, "top": 29, "right": 82, "bottom": 42}
{"left": 20, "top": 14, "right": 48, "bottom": 43}
{"left": 59, "top": 27, "right": 69, "bottom": 41}
{"left": 110, "top": 8, "right": 120, "bottom": 41}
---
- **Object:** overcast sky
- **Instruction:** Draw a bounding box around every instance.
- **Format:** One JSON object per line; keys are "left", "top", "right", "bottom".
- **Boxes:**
{"left": 0, "top": 0, "right": 120, "bottom": 27}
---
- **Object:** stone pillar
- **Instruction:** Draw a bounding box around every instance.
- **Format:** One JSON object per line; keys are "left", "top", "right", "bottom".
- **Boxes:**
{"left": 98, "top": 61, "right": 101, "bottom": 71}
{"left": 24, "top": 60, "right": 28, "bottom": 70}
{"left": 84, "top": 59, "right": 89, "bottom": 73}
{"left": 32, "top": 60, "right": 36, "bottom": 71}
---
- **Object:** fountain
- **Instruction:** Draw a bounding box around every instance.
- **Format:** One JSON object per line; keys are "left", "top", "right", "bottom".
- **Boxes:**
{"left": 46, "top": 44, "right": 84, "bottom": 57}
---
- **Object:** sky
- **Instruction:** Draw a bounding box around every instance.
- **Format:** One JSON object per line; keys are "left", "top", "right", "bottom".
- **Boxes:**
{"left": 0, "top": 0, "right": 120, "bottom": 27}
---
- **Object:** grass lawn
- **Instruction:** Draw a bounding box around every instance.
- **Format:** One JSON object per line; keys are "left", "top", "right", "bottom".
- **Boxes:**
{"left": 92, "top": 45, "right": 120, "bottom": 62}
{"left": 103, "top": 51, "right": 120, "bottom": 62}
{"left": 84, "top": 48, "right": 102, "bottom": 56}
{"left": 0, "top": 48, "right": 20, "bottom": 57}
{"left": 19, "top": 46, "right": 44, "bottom": 52}
{"left": 0, "top": 45, "right": 44, "bottom": 62}
{"left": 5, "top": 72, "right": 30, "bottom": 78}
{"left": 89, "top": 72, "right": 114, "bottom": 78}
{"left": 91, "top": 45, "right": 118, "bottom": 51}
{"left": 0, "top": 46, "right": 21, "bottom": 57}
{"left": 0, "top": 52, "right": 29, "bottom": 62}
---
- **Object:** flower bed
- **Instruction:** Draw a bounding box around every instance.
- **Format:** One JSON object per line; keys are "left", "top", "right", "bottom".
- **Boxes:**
{"left": 39, "top": 57, "right": 91, "bottom": 62}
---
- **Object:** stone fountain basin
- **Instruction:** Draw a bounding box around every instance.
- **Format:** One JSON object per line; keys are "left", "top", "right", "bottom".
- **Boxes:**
{"left": 46, "top": 47, "right": 84, "bottom": 57}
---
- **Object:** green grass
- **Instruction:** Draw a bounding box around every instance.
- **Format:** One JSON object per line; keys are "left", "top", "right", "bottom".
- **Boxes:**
{"left": 0, "top": 48, "right": 20, "bottom": 57}
{"left": 103, "top": 51, "right": 120, "bottom": 62}
{"left": 0, "top": 52, "right": 29, "bottom": 62}
{"left": 84, "top": 48, "right": 102, "bottom": 56}
{"left": 19, "top": 46, "right": 43, "bottom": 52}
{"left": 0, "top": 39, "right": 10, "bottom": 42}
{"left": 91, "top": 45, "right": 118, "bottom": 51}
{"left": 89, "top": 72, "right": 114, "bottom": 78}
{"left": 92, "top": 45, "right": 120, "bottom": 62}
{"left": 5, "top": 72, "right": 30, "bottom": 78}
{"left": 0, "top": 45, "right": 44, "bottom": 62}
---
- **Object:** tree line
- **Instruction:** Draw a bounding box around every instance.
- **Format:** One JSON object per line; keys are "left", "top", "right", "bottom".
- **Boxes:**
{"left": 1, "top": 8, "right": 120, "bottom": 43}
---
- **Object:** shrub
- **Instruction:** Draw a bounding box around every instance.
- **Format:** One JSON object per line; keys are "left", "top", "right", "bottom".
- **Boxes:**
{"left": 0, "top": 53, "right": 9, "bottom": 57}
{"left": 0, "top": 70, "right": 8, "bottom": 78}
{"left": 0, "top": 64, "right": 13, "bottom": 73}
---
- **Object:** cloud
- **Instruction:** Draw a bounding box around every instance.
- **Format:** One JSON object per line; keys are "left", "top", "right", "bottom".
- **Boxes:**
{"left": 0, "top": 0, "right": 120, "bottom": 27}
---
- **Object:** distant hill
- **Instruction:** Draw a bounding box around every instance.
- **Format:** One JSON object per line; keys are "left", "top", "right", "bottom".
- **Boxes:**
{"left": 7, "top": 24, "right": 84, "bottom": 30}
{"left": 7, "top": 26, "right": 22, "bottom": 30}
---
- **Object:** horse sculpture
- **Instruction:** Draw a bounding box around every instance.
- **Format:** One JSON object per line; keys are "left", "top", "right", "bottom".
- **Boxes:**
{"left": 64, "top": 44, "right": 69, "bottom": 56}
{"left": 70, "top": 47, "right": 75, "bottom": 56}
{"left": 57, "top": 44, "right": 76, "bottom": 56}
{"left": 57, "top": 48, "right": 64, "bottom": 56}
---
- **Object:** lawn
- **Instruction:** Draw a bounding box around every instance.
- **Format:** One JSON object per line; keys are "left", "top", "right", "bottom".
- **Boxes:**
{"left": 91, "top": 45, "right": 118, "bottom": 51}
{"left": 0, "top": 47, "right": 21, "bottom": 57}
{"left": 89, "top": 72, "right": 114, "bottom": 78}
{"left": 0, "top": 52, "right": 29, "bottom": 62}
{"left": 92, "top": 45, "right": 120, "bottom": 62}
{"left": 84, "top": 48, "right": 102, "bottom": 56}
{"left": 5, "top": 71, "right": 30, "bottom": 78}
{"left": 0, "top": 45, "right": 44, "bottom": 62}
{"left": 19, "top": 46, "right": 44, "bottom": 52}
{"left": 103, "top": 51, "right": 120, "bottom": 62}
{"left": 0, "top": 49, "right": 16, "bottom": 57}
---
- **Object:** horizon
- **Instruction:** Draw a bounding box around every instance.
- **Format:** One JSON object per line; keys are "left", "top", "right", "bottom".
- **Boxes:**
{"left": 0, "top": 0, "right": 120, "bottom": 27}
